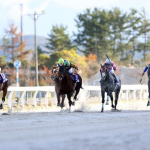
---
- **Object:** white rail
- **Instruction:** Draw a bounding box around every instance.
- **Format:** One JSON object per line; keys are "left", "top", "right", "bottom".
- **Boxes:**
{"left": 6, "top": 85, "right": 148, "bottom": 109}
{"left": 83, "top": 85, "right": 148, "bottom": 101}
{"left": 7, "top": 86, "right": 55, "bottom": 109}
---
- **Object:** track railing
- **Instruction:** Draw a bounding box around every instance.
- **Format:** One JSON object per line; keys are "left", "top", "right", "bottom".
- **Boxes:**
{"left": 83, "top": 85, "right": 148, "bottom": 101}
{"left": 7, "top": 86, "right": 55, "bottom": 109}
{"left": 6, "top": 85, "right": 148, "bottom": 109}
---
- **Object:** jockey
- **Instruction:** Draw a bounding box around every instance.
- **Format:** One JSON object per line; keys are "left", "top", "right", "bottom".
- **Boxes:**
{"left": 142, "top": 64, "right": 150, "bottom": 106}
{"left": 0, "top": 68, "right": 9, "bottom": 109}
{"left": 57, "top": 58, "right": 78, "bottom": 72}
{"left": 104, "top": 58, "right": 119, "bottom": 85}
{"left": 57, "top": 58, "right": 79, "bottom": 89}
{"left": 142, "top": 64, "right": 150, "bottom": 77}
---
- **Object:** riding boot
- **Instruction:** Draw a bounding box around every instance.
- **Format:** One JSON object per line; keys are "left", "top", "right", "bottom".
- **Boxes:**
{"left": 112, "top": 74, "right": 119, "bottom": 85}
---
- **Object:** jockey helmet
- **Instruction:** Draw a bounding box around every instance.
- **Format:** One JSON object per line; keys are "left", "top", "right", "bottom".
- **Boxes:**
{"left": 105, "top": 58, "right": 112, "bottom": 64}
{"left": 64, "top": 60, "right": 70, "bottom": 66}
{"left": 58, "top": 58, "right": 64, "bottom": 65}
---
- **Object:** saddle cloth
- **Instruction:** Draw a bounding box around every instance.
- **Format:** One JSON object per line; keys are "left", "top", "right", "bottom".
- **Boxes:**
{"left": 69, "top": 74, "right": 79, "bottom": 83}
{"left": 0, "top": 73, "right": 8, "bottom": 84}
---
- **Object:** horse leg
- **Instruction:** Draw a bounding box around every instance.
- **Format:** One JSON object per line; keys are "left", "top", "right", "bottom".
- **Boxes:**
{"left": 73, "top": 87, "right": 80, "bottom": 101}
{"left": 101, "top": 90, "right": 105, "bottom": 112}
{"left": 106, "top": 93, "right": 109, "bottom": 105}
{"left": 147, "top": 80, "right": 150, "bottom": 106}
{"left": 0, "top": 83, "right": 7, "bottom": 109}
{"left": 115, "top": 90, "right": 120, "bottom": 110}
{"left": 57, "top": 93, "right": 61, "bottom": 106}
{"left": 60, "top": 94, "right": 65, "bottom": 111}
{"left": 67, "top": 94, "right": 72, "bottom": 112}
{"left": 109, "top": 92, "right": 114, "bottom": 108}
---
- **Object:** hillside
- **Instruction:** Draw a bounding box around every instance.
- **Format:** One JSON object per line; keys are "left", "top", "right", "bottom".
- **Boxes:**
{"left": 23, "top": 35, "right": 48, "bottom": 52}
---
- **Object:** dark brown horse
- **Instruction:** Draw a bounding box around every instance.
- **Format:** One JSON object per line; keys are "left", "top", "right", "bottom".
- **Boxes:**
{"left": 57, "top": 66, "right": 82, "bottom": 112}
{"left": 51, "top": 67, "right": 66, "bottom": 109}
{"left": 0, "top": 79, "right": 9, "bottom": 109}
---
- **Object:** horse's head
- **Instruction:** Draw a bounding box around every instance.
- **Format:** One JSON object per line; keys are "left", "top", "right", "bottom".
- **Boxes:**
{"left": 58, "top": 66, "right": 67, "bottom": 80}
{"left": 100, "top": 64, "right": 108, "bottom": 80}
{"left": 51, "top": 66, "right": 59, "bottom": 81}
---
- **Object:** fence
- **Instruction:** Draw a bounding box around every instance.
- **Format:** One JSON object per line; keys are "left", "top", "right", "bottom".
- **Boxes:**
{"left": 6, "top": 85, "right": 148, "bottom": 109}
{"left": 7, "top": 86, "right": 55, "bottom": 109}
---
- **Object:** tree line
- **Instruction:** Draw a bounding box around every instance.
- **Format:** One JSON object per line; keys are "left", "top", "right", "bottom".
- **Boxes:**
{"left": 45, "top": 7, "right": 150, "bottom": 66}
{"left": 1, "top": 7, "right": 150, "bottom": 85}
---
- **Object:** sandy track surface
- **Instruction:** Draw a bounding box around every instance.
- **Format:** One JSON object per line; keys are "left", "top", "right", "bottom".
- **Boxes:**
{"left": 1, "top": 109, "right": 150, "bottom": 150}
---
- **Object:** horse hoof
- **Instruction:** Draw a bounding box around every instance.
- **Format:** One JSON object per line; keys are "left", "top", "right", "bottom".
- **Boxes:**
{"left": 147, "top": 102, "right": 150, "bottom": 106}
{"left": 74, "top": 98, "right": 78, "bottom": 101}
{"left": 111, "top": 109, "right": 122, "bottom": 112}
{"left": 57, "top": 104, "right": 60, "bottom": 106}
{"left": 72, "top": 102, "right": 75, "bottom": 106}
{"left": 111, "top": 105, "right": 115, "bottom": 108}
{"left": 101, "top": 109, "right": 104, "bottom": 112}
{"left": 0, "top": 104, "right": 3, "bottom": 109}
{"left": 106, "top": 102, "right": 109, "bottom": 105}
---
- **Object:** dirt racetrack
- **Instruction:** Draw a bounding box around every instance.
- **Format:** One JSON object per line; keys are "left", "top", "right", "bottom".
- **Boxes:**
{"left": 1, "top": 100, "right": 150, "bottom": 150}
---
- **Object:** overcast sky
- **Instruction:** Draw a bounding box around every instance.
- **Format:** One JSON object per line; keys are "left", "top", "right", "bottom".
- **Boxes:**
{"left": 1, "top": 0, "right": 150, "bottom": 38}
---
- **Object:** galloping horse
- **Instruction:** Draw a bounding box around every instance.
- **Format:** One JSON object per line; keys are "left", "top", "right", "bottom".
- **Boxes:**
{"left": 147, "top": 75, "right": 150, "bottom": 106}
{"left": 0, "top": 73, "right": 10, "bottom": 109}
{"left": 57, "top": 66, "right": 82, "bottom": 111}
{"left": 51, "top": 67, "right": 66, "bottom": 107}
{"left": 100, "top": 65, "right": 121, "bottom": 112}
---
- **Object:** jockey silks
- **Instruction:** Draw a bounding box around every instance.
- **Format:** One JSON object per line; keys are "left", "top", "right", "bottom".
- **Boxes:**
{"left": 0, "top": 73, "right": 8, "bottom": 84}
{"left": 143, "top": 64, "right": 150, "bottom": 75}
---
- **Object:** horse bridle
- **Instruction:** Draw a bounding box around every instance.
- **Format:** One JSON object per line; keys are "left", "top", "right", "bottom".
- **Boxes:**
{"left": 58, "top": 66, "right": 67, "bottom": 80}
{"left": 100, "top": 65, "right": 108, "bottom": 80}
{"left": 51, "top": 67, "right": 59, "bottom": 81}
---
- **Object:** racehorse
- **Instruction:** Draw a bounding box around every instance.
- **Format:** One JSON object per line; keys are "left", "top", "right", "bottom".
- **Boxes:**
{"left": 147, "top": 75, "right": 150, "bottom": 106}
{"left": 0, "top": 77, "right": 10, "bottom": 109}
{"left": 51, "top": 67, "right": 66, "bottom": 108}
{"left": 57, "top": 65, "right": 82, "bottom": 111}
{"left": 100, "top": 64, "right": 121, "bottom": 112}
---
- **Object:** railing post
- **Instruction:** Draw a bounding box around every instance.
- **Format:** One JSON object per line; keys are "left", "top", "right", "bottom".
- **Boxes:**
{"left": 8, "top": 91, "right": 14, "bottom": 109}
{"left": 25, "top": 92, "right": 28, "bottom": 104}
{"left": 21, "top": 91, "right": 26, "bottom": 109}
{"left": 54, "top": 92, "right": 57, "bottom": 105}
{"left": 133, "top": 89, "right": 136, "bottom": 100}
{"left": 33, "top": 91, "right": 38, "bottom": 107}
{"left": 45, "top": 91, "right": 49, "bottom": 108}
{"left": 39, "top": 91, "right": 41, "bottom": 103}
{"left": 126, "top": 90, "right": 129, "bottom": 101}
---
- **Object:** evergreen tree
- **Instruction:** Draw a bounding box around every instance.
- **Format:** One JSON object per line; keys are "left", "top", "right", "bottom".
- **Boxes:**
{"left": 45, "top": 25, "right": 74, "bottom": 53}
{"left": 74, "top": 8, "right": 110, "bottom": 60}
{"left": 137, "top": 8, "right": 150, "bottom": 63}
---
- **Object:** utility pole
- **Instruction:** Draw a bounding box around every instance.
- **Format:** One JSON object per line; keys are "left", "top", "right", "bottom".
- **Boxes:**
{"left": 28, "top": 11, "right": 44, "bottom": 86}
